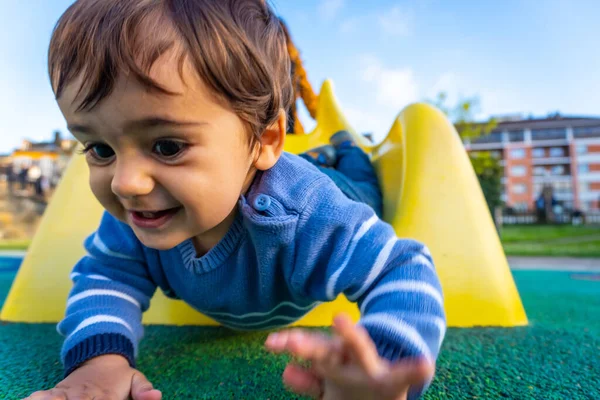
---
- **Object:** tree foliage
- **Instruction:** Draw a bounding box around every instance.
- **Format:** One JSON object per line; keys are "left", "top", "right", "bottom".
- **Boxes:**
{"left": 429, "top": 92, "right": 503, "bottom": 213}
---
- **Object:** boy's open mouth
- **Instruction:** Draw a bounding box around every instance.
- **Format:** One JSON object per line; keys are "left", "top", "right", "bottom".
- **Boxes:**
{"left": 129, "top": 207, "right": 182, "bottom": 229}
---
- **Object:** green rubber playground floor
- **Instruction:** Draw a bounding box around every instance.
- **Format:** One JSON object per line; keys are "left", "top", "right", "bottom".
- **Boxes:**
{"left": 1, "top": 265, "right": 599, "bottom": 399}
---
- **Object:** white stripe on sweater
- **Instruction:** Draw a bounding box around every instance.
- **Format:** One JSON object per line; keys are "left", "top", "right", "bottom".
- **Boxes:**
{"left": 92, "top": 232, "right": 138, "bottom": 261}
{"left": 347, "top": 237, "right": 397, "bottom": 301}
{"left": 410, "top": 253, "right": 435, "bottom": 271}
{"left": 87, "top": 274, "right": 111, "bottom": 281}
{"left": 70, "top": 272, "right": 111, "bottom": 281}
{"left": 326, "top": 214, "right": 378, "bottom": 299}
{"left": 359, "top": 280, "right": 443, "bottom": 314}
{"left": 67, "top": 289, "right": 140, "bottom": 308}
{"left": 69, "top": 315, "right": 134, "bottom": 338}
{"left": 359, "top": 313, "right": 433, "bottom": 362}
{"left": 427, "top": 316, "right": 447, "bottom": 348}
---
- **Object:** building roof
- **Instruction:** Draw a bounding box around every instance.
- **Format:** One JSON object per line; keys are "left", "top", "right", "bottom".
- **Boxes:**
{"left": 490, "top": 114, "right": 600, "bottom": 132}
{"left": 28, "top": 142, "right": 60, "bottom": 151}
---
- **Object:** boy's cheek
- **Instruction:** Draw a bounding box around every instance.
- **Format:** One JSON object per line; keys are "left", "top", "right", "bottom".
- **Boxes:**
{"left": 88, "top": 174, "right": 123, "bottom": 216}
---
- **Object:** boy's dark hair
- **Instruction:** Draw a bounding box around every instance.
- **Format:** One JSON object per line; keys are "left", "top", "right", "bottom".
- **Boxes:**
{"left": 49, "top": 0, "right": 293, "bottom": 142}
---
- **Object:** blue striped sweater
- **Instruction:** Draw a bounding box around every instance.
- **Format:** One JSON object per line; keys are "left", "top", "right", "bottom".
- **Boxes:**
{"left": 59, "top": 152, "right": 446, "bottom": 397}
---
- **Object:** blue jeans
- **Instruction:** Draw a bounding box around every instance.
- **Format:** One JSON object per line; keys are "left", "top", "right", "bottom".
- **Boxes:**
{"left": 300, "top": 146, "right": 383, "bottom": 218}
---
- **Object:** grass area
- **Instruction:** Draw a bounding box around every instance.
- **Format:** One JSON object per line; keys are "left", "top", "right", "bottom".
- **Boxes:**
{"left": 1, "top": 269, "right": 599, "bottom": 399}
{"left": 3, "top": 225, "right": 600, "bottom": 256}
{"left": 500, "top": 225, "right": 600, "bottom": 257}
{"left": 500, "top": 225, "right": 600, "bottom": 243}
{"left": 504, "top": 240, "right": 600, "bottom": 258}
{"left": 0, "top": 240, "right": 30, "bottom": 251}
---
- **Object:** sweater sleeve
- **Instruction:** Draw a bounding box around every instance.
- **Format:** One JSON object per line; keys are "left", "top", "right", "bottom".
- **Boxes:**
{"left": 58, "top": 211, "right": 157, "bottom": 376}
{"left": 291, "top": 177, "right": 446, "bottom": 397}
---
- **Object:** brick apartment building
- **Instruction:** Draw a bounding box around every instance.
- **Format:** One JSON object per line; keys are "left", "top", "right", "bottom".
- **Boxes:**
{"left": 464, "top": 114, "right": 600, "bottom": 212}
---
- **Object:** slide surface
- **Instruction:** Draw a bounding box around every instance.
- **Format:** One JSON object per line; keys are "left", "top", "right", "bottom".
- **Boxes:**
{"left": 1, "top": 80, "right": 527, "bottom": 327}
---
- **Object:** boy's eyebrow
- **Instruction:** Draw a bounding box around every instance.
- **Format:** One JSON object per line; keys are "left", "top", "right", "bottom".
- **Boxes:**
{"left": 125, "top": 117, "right": 209, "bottom": 131}
{"left": 68, "top": 117, "right": 208, "bottom": 134}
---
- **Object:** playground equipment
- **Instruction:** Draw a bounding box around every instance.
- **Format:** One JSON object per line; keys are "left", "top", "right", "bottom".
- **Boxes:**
{"left": 0, "top": 79, "right": 527, "bottom": 327}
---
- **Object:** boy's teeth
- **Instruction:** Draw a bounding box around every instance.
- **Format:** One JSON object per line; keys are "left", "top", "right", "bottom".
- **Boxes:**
{"left": 142, "top": 212, "right": 156, "bottom": 218}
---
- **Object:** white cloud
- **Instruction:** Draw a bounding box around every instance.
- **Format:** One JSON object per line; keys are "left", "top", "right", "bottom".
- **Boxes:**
{"left": 426, "top": 72, "right": 464, "bottom": 108}
{"left": 318, "top": 0, "right": 344, "bottom": 20}
{"left": 344, "top": 106, "right": 394, "bottom": 142}
{"left": 427, "top": 74, "right": 520, "bottom": 121}
{"left": 339, "top": 17, "right": 360, "bottom": 34}
{"left": 360, "top": 55, "right": 419, "bottom": 110}
{"left": 379, "top": 6, "right": 415, "bottom": 36}
{"left": 338, "top": 56, "right": 497, "bottom": 142}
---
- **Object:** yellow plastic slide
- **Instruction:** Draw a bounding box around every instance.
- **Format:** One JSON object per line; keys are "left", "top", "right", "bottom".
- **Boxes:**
{"left": 1, "top": 80, "right": 527, "bottom": 328}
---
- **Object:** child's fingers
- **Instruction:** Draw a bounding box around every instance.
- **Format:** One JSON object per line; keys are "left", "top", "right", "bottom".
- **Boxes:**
{"left": 380, "top": 359, "right": 435, "bottom": 394}
{"left": 266, "top": 329, "right": 335, "bottom": 364}
{"left": 131, "top": 371, "right": 162, "bottom": 400}
{"left": 24, "top": 389, "right": 67, "bottom": 400}
{"left": 286, "top": 330, "right": 334, "bottom": 362}
{"left": 282, "top": 363, "right": 323, "bottom": 399}
{"left": 333, "top": 313, "right": 386, "bottom": 377}
{"left": 265, "top": 329, "right": 293, "bottom": 353}
{"left": 134, "top": 389, "right": 163, "bottom": 400}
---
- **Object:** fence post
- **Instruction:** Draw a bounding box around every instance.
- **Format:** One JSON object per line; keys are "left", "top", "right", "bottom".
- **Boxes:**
{"left": 494, "top": 206, "right": 503, "bottom": 235}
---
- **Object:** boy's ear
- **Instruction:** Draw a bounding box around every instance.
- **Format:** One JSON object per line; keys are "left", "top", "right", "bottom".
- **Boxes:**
{"left": 254, "top": 109, "right": 287, "bottom": 171}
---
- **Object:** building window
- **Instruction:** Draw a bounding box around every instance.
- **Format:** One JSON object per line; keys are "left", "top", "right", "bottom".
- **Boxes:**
{"left": 580, "top": 183, "right": 590, "bottom": 193}
{"left": 508, "top": 131, "right": 524, "bottom": 142}
{"left": 533, "top": 166, "right": 547, "bottom": 176}
{"left": 553, "top": 181, "right": 572, "bottom": 193}
{"left": 510, "top": 166, "right": 527, "bottom": 176}
{"left": 576, "top": 144, "right": 587, "bottom": 154}
{"left": 489, "top": 150, "right": 502, "bottom": 159}
{"left": 473, "top": 132, "right": 503, "bottom": 144}
{"left": 514, "top": 202, "right": 529, "bottom": 211}
{"left": 532, "top": 148, "right": 545, "bottom": 158}
{"left": 512, "top": 184, "right": 527, "bottom": 194}
{"left": 551, "top": 165, "right": 565, "bottom": 175}
{"left": 531, "top": 128, "right": 566, "bottom": 141}
{"left": 549, "top": 147, "right": 565, "bottom": 157}
{"left": 578, "top": 164, "right": 589, "bottom": 174}
{"left": 574, "top": 126, "right": 600, "bottom": 139}
{"left": 509, "top": 148, "right": 526, "bottom": 159}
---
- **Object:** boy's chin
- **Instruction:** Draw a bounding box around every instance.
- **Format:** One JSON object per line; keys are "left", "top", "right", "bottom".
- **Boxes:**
{"left": 133, "top": 230, "right": 187, "bottom": 251}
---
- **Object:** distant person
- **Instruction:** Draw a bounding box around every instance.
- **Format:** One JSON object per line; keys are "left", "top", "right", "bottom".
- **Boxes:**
{"left": 27, "top": 2, "right": 444, "bottom": 400}
{"left": 5, "top": 165, "right": 15, "bottom": 192}
{"left": 18, "top": 167, "right": 28, "bottom": 190}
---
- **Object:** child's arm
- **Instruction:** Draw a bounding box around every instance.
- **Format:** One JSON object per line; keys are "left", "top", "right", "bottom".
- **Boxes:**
{"left": 289, "top": 177, "right": 446, "bottom": 398}
{"left": 27, "top": 211, "right": 160, "bottom": 399}
{"left": 58, "top": 211, "right": 157, "bottom": 376}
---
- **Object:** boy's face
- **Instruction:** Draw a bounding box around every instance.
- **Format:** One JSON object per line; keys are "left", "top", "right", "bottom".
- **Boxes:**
{"left": 58, "top": 52, "right": 265, "bottom": 252}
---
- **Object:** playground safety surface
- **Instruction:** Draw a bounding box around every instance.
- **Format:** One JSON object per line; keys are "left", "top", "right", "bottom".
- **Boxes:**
{"left": 1, "top": 262, "right": 598, "bottom": 399}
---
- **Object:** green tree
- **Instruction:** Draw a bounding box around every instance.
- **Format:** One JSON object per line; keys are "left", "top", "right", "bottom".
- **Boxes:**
{"left": 429, "top": 93, "right": 503, "bottom": 213}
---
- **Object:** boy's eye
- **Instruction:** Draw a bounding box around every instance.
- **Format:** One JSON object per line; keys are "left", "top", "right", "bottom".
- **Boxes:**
{"left": 86, "top": 144, "right": 115, "bottom": 159}
{"left": 153, "top": 140, "right": 186, "bottom": 158}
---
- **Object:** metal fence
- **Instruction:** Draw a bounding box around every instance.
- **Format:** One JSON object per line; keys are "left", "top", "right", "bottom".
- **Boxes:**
{"left": 501, "top": 212, "right": 600, "bottom": 225}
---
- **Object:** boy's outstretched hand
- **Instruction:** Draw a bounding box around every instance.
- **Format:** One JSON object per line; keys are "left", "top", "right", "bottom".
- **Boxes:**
{"left": 23, "top": 354, "right": 162, "bottom": 400}
{"left": 265, "top": 313, "right": 434, "bottom": 400}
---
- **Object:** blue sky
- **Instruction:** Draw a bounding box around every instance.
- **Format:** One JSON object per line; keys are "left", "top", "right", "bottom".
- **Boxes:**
{"left": 1, "top": 0, "right": 599, "bottom": 153}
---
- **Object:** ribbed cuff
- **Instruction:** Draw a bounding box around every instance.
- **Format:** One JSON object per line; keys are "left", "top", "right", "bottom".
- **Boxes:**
{"left": 63, "top": 333, "right": 135, "bottom": 377}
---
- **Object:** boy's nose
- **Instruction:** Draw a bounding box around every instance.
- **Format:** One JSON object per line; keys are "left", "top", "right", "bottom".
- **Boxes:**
{"left": 111, "top": 161, "right": 154, "bottom": 199}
